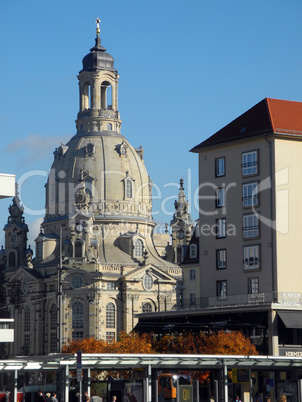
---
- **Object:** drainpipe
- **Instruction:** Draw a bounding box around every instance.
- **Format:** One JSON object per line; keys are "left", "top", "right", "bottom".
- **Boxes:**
{"left": 265, "top": 135, "right": 278, "bottom": 356}
{"left": 265, "top": 135, "right": 275, "bottom": 295}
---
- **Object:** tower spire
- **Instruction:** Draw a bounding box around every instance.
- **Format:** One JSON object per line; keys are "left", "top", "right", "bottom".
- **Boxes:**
{"left": 96, "top": 18, "right": 101, "bottom": 37}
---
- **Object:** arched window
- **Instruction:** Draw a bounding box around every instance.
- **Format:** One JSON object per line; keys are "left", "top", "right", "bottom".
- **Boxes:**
{"left": 72, "top": 302, "right": 83, "bottom": 329}
{"left": 36, "top": 242, "right": 43, "bottom": 260}
{"left": 8, "top": 251, "right": 17, "bottom": 267}
{"left": 24, "top": 306, "right": 30, "bottom": 332}
{"left": 107, "top": 123, "right": 112, "bottom": 130}
{"left": 177, "top": 247, "right": 182, "bottom": 264}
{"left": 50, "top": 304, "right": 57, "bottom": 330}
{"left": 101, "top": 81, "right": 112, "bottom": 110}
{"left": 134, "top": 239, "right": 143, "bottom": 257}
{"left": 106, "top": 302, "right": 115, "bottom": 329}
{"left": 142, "top": 302, "right": 152, "bottom": 313}
{"left": 74, "top": 240, "right": 83, "bottom": 258}
{"left": 82, "top": 82, "right": 91, "bottom": 110}
{"left": 190, "top": 244, "right": 198, "bottom": 259}
{"left": 85, "top": 178, "right": 94, "bottom": 198}
{"left": 126, "top": 180, "right": 132, "bottom": 198}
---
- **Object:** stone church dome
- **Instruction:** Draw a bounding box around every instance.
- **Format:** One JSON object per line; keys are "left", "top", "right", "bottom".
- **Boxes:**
{"left": 46, "top": 131, "right": 152, "bottom": 222}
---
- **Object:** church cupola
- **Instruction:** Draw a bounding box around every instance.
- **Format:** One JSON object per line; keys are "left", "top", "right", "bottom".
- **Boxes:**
{"left": 81, "top": 19, "right": 115, "bottom": 72}
{"left": 76, "top": 18, "right": 121, "bottom": 134}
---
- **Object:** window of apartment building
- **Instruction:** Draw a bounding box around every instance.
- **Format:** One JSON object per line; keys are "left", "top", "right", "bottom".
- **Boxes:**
{"left": 217, "top": 280, "right": 227, "bottom": 300}
{"left": 216, "top": 249, "right": 227, "bottom": 269}
{"left": 248, "top": 278, "right": 259, "bottom": 294}
{"left": 215, "top": 157, "right": 225, "bottom": 177}
{"left": 243, "top": 214, "right": 259, "bottom": 238}
{"left": 243, "top": 245, "right": 260, "bottom": 270}
{"left": 216, "top": 187, "right": 226, "bottom": 208}
{"left": 216, "top": 218, "right": 226, "bottom": 238}
{"left": 242, "top": 150, "right": 258, "bottom": 176}
{"left": 189, "top": 269, "right": 196, "bottom": 280}
{"left": 243, "top": 182, "right": 258, "bottom": 207}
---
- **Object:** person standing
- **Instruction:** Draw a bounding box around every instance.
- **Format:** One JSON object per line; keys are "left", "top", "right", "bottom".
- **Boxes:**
{"left": 38, "top": 391, "right": 47, "bottom": 402}
{"left": 50, "top": 392, "right": 58, "bottom": 402}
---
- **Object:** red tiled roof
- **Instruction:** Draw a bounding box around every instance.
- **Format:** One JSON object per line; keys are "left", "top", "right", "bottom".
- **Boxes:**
{"left": 191, "top": 98, "right": 302, "bottom": 152}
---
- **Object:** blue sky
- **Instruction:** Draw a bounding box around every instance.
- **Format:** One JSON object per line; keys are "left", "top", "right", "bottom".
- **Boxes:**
{"left": 1, "top": 0, "right": 302, "bottom": 247}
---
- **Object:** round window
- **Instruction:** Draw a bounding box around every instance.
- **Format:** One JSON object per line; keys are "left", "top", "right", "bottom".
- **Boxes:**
{"left": 71, "top": 276, "right": 84, "bottom": 289}
{"left": 143, "top": 274, "right": 153, "bottom": 290}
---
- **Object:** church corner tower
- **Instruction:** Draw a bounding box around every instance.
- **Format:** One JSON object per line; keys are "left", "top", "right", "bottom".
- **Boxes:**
{"left": 166, "top": 179, "right": 194, "bottom": 264}
{"left": 2, "top": 20, "right": 182, "bottom": 356}
{"left": 3, "top": 191, "right": 30, "bottom": 270}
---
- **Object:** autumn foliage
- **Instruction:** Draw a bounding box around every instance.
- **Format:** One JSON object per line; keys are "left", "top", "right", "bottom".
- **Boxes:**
{"left": 63, "top": 330, "right": 258, "bottom": 356}
{"left": 62, "top": 332, "right": 154, "bottom": 354}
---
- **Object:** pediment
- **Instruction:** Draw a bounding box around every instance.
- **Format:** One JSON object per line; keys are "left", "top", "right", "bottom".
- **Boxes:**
{"left": 6, "top": 266, "right": 41, "bottom": 284}
{"left": 122, "top": 263, "right": 177, "bottom": 284}
{"left": 63, "top": 267, "right": 97, "bottom": 282}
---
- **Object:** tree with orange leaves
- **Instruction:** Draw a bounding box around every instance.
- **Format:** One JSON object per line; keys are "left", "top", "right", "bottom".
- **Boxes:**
{"left": 63, "top": 330, "right": 258, "bottom": 382}
{"left": 152, "top": 330, "right": 258, "bottom": 356}
{"left": 63, "top": 330, "right": 257, "bottom": 356}
{"left": 63, "top": 331, "right": 154, "bottom": 354}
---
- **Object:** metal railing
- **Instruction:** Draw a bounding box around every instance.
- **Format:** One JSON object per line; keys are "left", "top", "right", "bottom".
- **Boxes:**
{"left": 178, "top": 291, "right": 302, "bottom": 310}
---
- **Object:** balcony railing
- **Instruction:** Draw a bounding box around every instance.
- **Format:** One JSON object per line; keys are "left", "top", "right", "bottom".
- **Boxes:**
{"left": 178, "top": 291, "right": 302, "bottom": 310}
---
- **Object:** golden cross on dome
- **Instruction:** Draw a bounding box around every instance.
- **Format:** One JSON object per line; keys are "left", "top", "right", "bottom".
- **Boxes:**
{"left": 96, "top": 18, "right": 101, "bottom": 37}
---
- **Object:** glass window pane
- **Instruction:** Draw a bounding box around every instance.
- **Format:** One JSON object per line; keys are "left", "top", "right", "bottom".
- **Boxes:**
{"left": 242, "top": 151, "right": 258, "bottom": 176}
{"left": 106, "top": 302, "right": 115, "bottom": 328}
{"left": 72, "top": 302, "right": 83, "bottom": 329}
{"left": 134, "top": 239, "right": 143, "bottom": 257}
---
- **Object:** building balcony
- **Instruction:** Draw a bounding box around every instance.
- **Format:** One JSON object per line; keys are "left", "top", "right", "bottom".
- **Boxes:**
{"left": 77, "top": 109, "right": 118, "bottom": 119}
{"left": 178, "top": 291, "right": 302, "bottom": 311}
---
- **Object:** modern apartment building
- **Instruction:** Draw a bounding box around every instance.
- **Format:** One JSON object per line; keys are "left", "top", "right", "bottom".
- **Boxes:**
{"left": 136, "top": 98, "right": 302, "bottom": 356}
{"left": 190, "top": 97, "right": 302, "bottom": 356}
